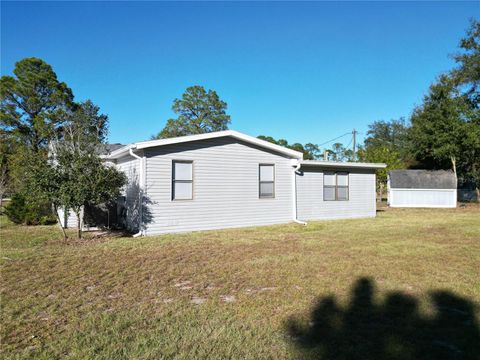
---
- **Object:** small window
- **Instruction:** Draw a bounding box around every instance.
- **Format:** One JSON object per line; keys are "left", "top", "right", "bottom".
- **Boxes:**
{"left": 259, "top": 164, "right": 275, "bottom": 198}
{"left": 324, "top": 172, "right": 349, "bottom": 201}
{"left": 172, "top": 161, "right": 193, "bottom": 200}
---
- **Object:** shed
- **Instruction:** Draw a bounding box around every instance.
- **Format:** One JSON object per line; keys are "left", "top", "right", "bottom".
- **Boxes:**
{"left": 388, "top": 170, "right": 457, "bottom": 208}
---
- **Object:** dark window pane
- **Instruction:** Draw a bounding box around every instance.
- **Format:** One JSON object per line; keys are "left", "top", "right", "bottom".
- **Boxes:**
{"left": 260, "top": 182, "right": 274, "bottom": 198}
{"left": 324, "top": 186, "right": 336, "bottom": 201}
{"left": 337, "top": 186, "right": 349, "bottom": 200}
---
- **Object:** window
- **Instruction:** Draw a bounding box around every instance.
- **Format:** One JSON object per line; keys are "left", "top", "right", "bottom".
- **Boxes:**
{"left": 259, "top": 164, "right": 275, "bottom": 198}
{"left": 324, "top": 172, "right": 349, "bottom": 201}
{"left": 172, "top": 161, "right": 193, "bottom": 200}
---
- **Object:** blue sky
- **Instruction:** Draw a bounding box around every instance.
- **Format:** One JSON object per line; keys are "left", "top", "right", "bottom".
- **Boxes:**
{"left": 1, "top": 1, "right": 478, "bottom": 147}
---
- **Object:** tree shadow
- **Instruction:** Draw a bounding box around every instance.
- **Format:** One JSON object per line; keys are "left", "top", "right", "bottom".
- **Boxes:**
{"left": 118, "top": 168, "right": 154, "bottom": 233}
{"left": 285, "top": 278, "right": 480, "bottom": 360}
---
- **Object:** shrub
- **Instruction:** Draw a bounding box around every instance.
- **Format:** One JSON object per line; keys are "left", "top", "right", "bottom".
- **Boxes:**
{"left": 5, "top": 193, "right": 57, "bottom": 225}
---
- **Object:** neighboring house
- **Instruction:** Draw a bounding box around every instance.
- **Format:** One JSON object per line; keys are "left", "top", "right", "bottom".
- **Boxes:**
{"left": 388, "top": 170, "right": 457, "bottom": 208}
{"left": 60, "top": 130, "right": 385, "bottom": 235}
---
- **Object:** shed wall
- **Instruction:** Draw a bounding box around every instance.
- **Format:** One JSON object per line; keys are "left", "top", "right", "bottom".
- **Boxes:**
{"left": 144, "top": 138, "right": 294, "bottom": 234}
{"left": 296, "top": 167, "right": 377, "bottom": 220}
{"left": 388, "top": 189, "right": 456, "bottom": 208}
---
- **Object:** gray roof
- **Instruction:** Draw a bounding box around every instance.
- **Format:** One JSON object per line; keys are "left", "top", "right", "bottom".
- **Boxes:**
{"left": 97, "top": 143, "right": 125, "bottom": 155}
{"left": 389, "top": 170, "right": 456, "bottom": 189}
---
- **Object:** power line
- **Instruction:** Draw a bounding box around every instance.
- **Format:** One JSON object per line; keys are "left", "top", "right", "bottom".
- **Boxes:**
{"left": 317, "top": 132, "right": 351, "bottom": 147}
{"left": 345, "top": 136, "right": 353, "bottom": 149}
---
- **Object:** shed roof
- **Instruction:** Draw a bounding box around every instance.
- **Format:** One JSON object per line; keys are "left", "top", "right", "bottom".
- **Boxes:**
{"left": 388, "top": 170, "right": 456, "bottom": 189}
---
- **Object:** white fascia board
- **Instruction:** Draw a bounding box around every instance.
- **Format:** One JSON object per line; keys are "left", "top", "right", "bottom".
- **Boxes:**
{"left": 300, "top": 160, "right": 386, "bottom": 169}
{"left": 107, "top": 130, "right": 303, "bottom": 160}
{"left": 106, "top": 144, "right": 136, "bottom": 159}
{"left": 390, "top": 188, "right": 456, "bottom": 192}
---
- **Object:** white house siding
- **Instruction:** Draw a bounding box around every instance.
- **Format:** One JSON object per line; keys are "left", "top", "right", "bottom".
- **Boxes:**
{"left": 116, "top": 154, "right": 142, "bottom": 231}
{"left": 296, "top": 167, "right": 376, "bottom": 220}
{"left": 388, "top": 189, "right": 456, "bottom": 208}
{"left": 57, "top": 207, "right": 79, "bottom": 228}
{"left": 144, "top": 137, "right": 294, "bottom": 235}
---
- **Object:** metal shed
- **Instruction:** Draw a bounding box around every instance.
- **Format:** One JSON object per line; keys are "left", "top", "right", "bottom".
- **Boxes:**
{"left": 388, "top": 170, "right": 457, "bottom": 208}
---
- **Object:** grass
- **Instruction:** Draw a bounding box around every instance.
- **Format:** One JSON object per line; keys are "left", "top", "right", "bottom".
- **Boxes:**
{"left": 1, "top": 206, "right": 479, "bottom": 359}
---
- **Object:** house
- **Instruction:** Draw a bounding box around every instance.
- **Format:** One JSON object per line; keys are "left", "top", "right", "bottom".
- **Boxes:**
{"left": 60, "top": 130, "right": 386, "bottom": 235}
{"left": 388, "top": 169, "right": 457, "bottom": 208}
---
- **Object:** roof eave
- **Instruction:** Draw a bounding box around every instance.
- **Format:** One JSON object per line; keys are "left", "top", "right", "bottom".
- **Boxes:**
{"left": 300, "top": 160, "right": 386, "bottom": 169}
{"left": 106, "top": 145, "right": 135, "bottom": 159}
{"left": 107, "top": 130, "right": 303, "bottom": 160}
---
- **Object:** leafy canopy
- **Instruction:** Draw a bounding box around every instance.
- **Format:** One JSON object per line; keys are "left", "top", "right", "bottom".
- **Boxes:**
{"left": 409, "top": 75, "right": 479, "bottom": 178}
{"left": 451, "top": 18, "right": 480, "bottom": 104}
{"left": 27, "top": 100, "right": 126, "bottom": 238}
{"left": 257, "top": 136, "right": 321, "bottom": 160}
{"left": 156, "top": 85, "right": 231, "bottom": 139}
{"left": 0, "top": 57, "right": 74, "bottom": 151}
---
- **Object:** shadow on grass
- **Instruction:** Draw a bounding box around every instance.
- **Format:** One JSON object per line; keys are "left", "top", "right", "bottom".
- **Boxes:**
{"left": 284, "top": 278, "right": 480, "bottom": 360}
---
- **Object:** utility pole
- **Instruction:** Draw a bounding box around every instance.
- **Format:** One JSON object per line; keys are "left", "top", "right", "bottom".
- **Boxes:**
{"left": 352, "top": 128, "right": 357, "bottom": 161}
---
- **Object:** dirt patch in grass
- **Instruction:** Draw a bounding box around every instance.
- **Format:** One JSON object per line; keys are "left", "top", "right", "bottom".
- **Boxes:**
{"left": 1, "top": 206, "right": 479, "bottom": 359}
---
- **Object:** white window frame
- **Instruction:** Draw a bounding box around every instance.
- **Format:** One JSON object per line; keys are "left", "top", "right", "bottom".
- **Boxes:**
{"left": 259, "top": 164, "right": 275, "bottom": 199}
{"left": 324, "top": 172, "right": 349, "bottom": 201}
{"left": 172, "top": 160, "right": 193, "bottom": 201}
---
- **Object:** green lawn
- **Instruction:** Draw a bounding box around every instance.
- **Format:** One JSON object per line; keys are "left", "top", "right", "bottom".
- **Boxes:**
{"left": 1, "top": 206, "right": 479, "bottom": 359}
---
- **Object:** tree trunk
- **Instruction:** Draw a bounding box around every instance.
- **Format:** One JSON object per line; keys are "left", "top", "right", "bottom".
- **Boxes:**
{"left": 451, "top": 156, "right": 457, "bottom": 183}
{"left": 451, "top": 157, "right": 458, "bottom": 205}
{"left": 76, "top": 210, "right": 82, "bottom": 239}
{"left": 379, "top": 182, "right": 384, "bottom": 203}
{"left": 53, "top": 204, "right": 68, "bottom": 241}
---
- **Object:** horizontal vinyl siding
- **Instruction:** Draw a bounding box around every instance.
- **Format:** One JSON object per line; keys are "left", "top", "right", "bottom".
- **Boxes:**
{"left": 144, "top": 138, "right": 294, "bottom": 234}
{"left": 389, "top": 189, "right": 456, "bottom": 208}
{"left": 116, "top": 155, "right": 142, "bottom": 231}
{"left": 296, "top": 167, "right": 376, "bottom": 220}
{"left": 57, "top": 207, "right": 78, "bottom": 228}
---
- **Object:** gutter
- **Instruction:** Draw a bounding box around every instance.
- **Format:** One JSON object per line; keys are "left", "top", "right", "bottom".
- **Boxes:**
{"left": 129, "top": 147, "right": 145, "bottom": 237}
{"left": 291, "top": 160, "right": 307, "bottom": 226}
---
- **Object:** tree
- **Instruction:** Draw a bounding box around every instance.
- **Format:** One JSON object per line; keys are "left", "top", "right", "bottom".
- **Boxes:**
{"left": 304, "top": 143, "right": 321, "bottom": 160}
{"left": 451, "top": 19, "right": 480, "bottom": 104}
{"left": 364, "top": 118, "right": 410, "bottom": 161}
{"left": 26, "top": 100, "right": 125, "bottom": 239}
{"left": 359, "top": 145, "right": 405, "bottom": 201}
{"left": 331, "top": 143, "right": 346, "bottom": 161}
{"left": 257, "top": 135, "right": 321, "bottom": 160}
{"left": 450, "top": 19, "right": 480, "bottom": 198}
{"left": 53, "top": 100, "right": 125, "bottom": 238}
{"left": 0, "top": 57, "right": 74, "bottom": 151}
{"left": 409, "top": 76, "right": 475, "bottom": 180}
{"left": 360, "top": 118, "right": 409, "bottom": 199}
{"left": 23, "top": 149, "right": 66, "bottom": 235}
{"left": 0, "top": 57, "right": 75, "bottom": 213}
{"left": 156, "top": 85, "right": 231, "bottom": 138}
{"left": 0, "top": 130, "right": 11, "bottom": 206}
{"left": 54, "top": 148, "right": 126, "bottom": 238}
